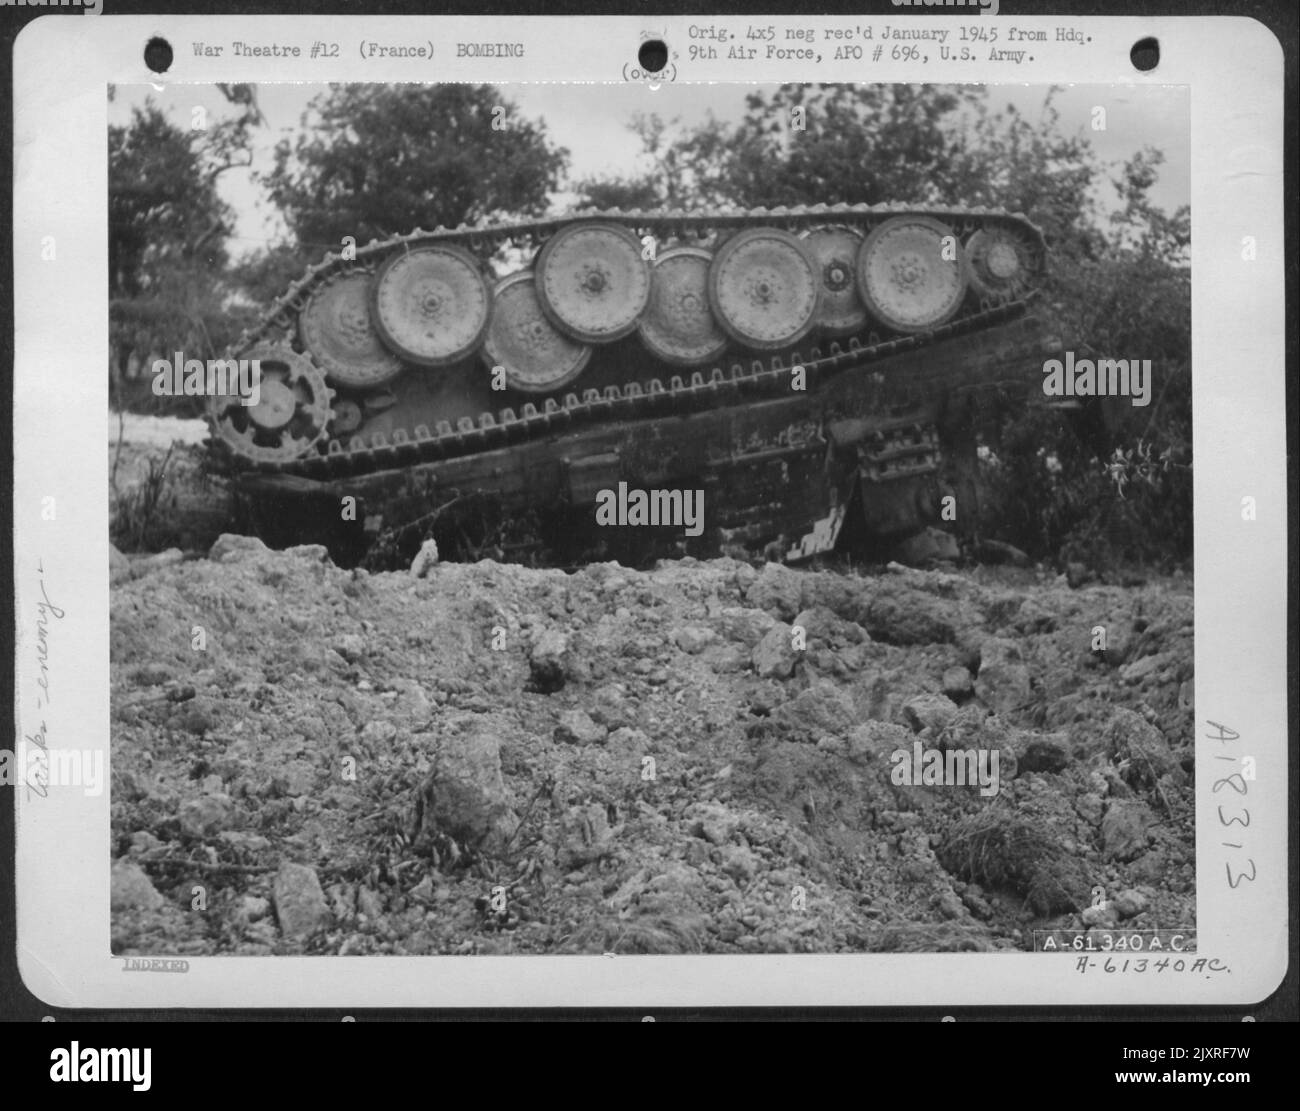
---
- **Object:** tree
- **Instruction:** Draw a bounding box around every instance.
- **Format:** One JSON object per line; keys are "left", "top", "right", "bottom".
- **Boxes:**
{"left": 108, "top": 87, "right": 263, "bottom": 409}
{"left": 575, "top": 86, "right": 986, "bottom": 212}
{"left": 261, "top": 84, "right": 569, "bottom": 249}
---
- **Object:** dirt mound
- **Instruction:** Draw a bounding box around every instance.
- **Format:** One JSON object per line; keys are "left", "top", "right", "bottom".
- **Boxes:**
{"left": 110, "top": 538, "right": 1194, "bottom": 955}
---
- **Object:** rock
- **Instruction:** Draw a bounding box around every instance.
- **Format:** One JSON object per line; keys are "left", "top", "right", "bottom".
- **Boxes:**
{"left": 240, "top": 895, "right": 270, "bottom": 921}
{"left": 720, "top": 844, "right": 758, "bottom": 884}
{"left": 273, "top": 862, "right": 330, "bottom": 940}
{"left": 527, "top": 629, "right": 570, "bottom": 693}
{"left": 941, "top": 666, "right": 974, "bottom": 698}
{"left": 1082, "top": 903, "right": 1119, "bottom": 928}
{"left": 902, "top": 693, "right": 958, "bottom": 735}
{"left": 331, "top": 633, "right": 367, "bottom": 663}
{"left": 846, "top": 720, "right": 916, "bottom": 765}
{"left": 1075, "top": 793, "right": 1105, "bottom": 825}
{"left": 1009, "top": 598, "right": 1057, "bottom": 634}
{"left": 418, "top": 716, "right": 517, "bottom": 850}
{"left": 1099, "top": 627, "right": 1132, "bottom": 668}
{"left": 674, "top": 626, "right": 715, "bottom": 654}
{"left": 933, "top": 890, "right": 965, "bottom": 920}
{"left": 792, "top": 606, "right": 867, "bottom": 647}
{"left": 1119, "top": 651, "right": 1174, "bottom": 685}
{"left": 718, "top": 607, "right": 777, "bottom": 647}
{"left": 356, "top": 887, "right": 384, "bottom": 919}
{"left": 273, "top": 760, "right": 317, "bottom": 798}
{"left": 285, "top": 544, "right": 331, "bottom": 563}
{"left": 128, "top": 830, "right": 164, "bottom": 856}
{"left": 704, "top": 643, "right": 749, "bottom": 674}
{"left": 1112, "top": 889, "right": 1149, "bottom": 919}
{"left": 894, "top": 527, "right": 960, "bottom": 567}
{"left": 409, "top": 538, "right": 440, "bottom": 578}
{"left": 1017, "top": 734, "right": 1071, "bottom": 774}
{"left": 960, "top": 885, "right": 993, "bottom": 919}
{"left": 131, "top": 663, "right": 173, "bottom": 687}
{"left": 560, "top": 802, "right": 614, "bottom": 868}
{"left": 689, "top": 802, "right": 739, "bottom": 846}
{"left": 752, "top": 623, "right": 798, "bottom": 680}
{"left": 110, "top": 545, "right": 133, "bottom": 585}
{"left": 774, "top": 680, "right": 856, "bottom": 739}
{"left": 554, "top": 708, "right": 607, "bottom": 746}
{"left": 1104, "top": 708, "right": 1176, "bottom": 789}
{"left": 360, "top": 719, "right": 398, "bottom": 746}
{"left": 178, "top": 794, "right": 236, "bottom": 839}
{"left": 208, "top": 533, "right": 269, "bottom": 563}
{"left": 179, "top": 704, "right": 214, "bottom": 736}
{"left": 110, "top": 859, "right": 165, "bottom": 911}
{"left": 974, "top": 638, "right": 1033, "bottom": 714}
{"left": 861, "top": 589, "right": 955, "bottom": 646}
{"left": 606, "top": 727, "right": 649, "bottom": 760}
{"left": 744, "top": 563, "right": 804, "bottom": 620}
{"left": 1101, "top": 800, "right": 1155, "bottom": 861}
{"left": 588, "top": 684, "right": 632, "bottom": 729}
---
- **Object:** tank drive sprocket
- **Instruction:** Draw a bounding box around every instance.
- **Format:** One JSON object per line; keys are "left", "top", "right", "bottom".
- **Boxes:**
{"left": 206, "top": 345, "right": 334, "bottom": 464}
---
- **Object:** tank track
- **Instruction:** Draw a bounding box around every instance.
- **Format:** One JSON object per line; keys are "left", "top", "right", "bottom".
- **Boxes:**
{"left": 214, "top": 203, "right": 1046, "bottom": 477}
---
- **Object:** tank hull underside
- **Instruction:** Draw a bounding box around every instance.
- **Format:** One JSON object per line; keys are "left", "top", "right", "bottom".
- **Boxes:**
{"left": 227, "top": 311, "right": 1063, "bottom": 566}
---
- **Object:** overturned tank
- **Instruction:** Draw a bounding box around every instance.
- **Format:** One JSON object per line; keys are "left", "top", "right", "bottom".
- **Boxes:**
{"left": 206, "top": 204, "right": 1062, "bottom": 567}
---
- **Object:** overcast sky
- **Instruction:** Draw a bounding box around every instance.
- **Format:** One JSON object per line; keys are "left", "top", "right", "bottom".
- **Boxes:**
{"left": 109, "top": 82, "right": 1190, "bottom": 260}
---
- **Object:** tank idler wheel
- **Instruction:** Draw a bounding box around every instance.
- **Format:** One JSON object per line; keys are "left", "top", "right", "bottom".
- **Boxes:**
{"left": 965, "top": 226, "right": 1039, "bottom": 302}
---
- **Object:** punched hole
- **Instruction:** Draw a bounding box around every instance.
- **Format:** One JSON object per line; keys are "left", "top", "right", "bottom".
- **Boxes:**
{"left": 1130, "top": 37, "right": 1159, "bottom": 72}
{"left": 638, "top": 39, "right": 668, "bottom": 73}
{"left": 144, "top": 37, "right": 174, "bottom": 74}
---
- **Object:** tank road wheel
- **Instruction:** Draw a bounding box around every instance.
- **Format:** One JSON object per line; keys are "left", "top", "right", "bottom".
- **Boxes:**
{"left": 638, "top": 246, "right": 729, "bottom": 367}
{"left": 800, "top": 225, "right": 869, "bottom": 337}
{"left": 207, "top": 346, "right": 333, "bottom": 464}
{"left": 372, "top": 245, "right": 493, "bottom": 367}
{"left": 299, "top": 269, "right": 404, "bottom": 388}
{"left": 856, "top": 216, "right": 968, "bottom": 334}
{"left": 964, "top": 226, "right": 1040, "bottom": 303}
{"left": 708, "top": 227, "right": 820, "bottom": 351}
{"left": 535, "top": 222, "right": 651, "bottom": 344}
{"left": 483, "top": 272, "right": 592, "bottom": 394}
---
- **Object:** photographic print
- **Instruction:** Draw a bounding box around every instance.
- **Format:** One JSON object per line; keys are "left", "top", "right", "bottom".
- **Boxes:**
{"left": 105, "top": 79, "right": 1196, "bottom": 960}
